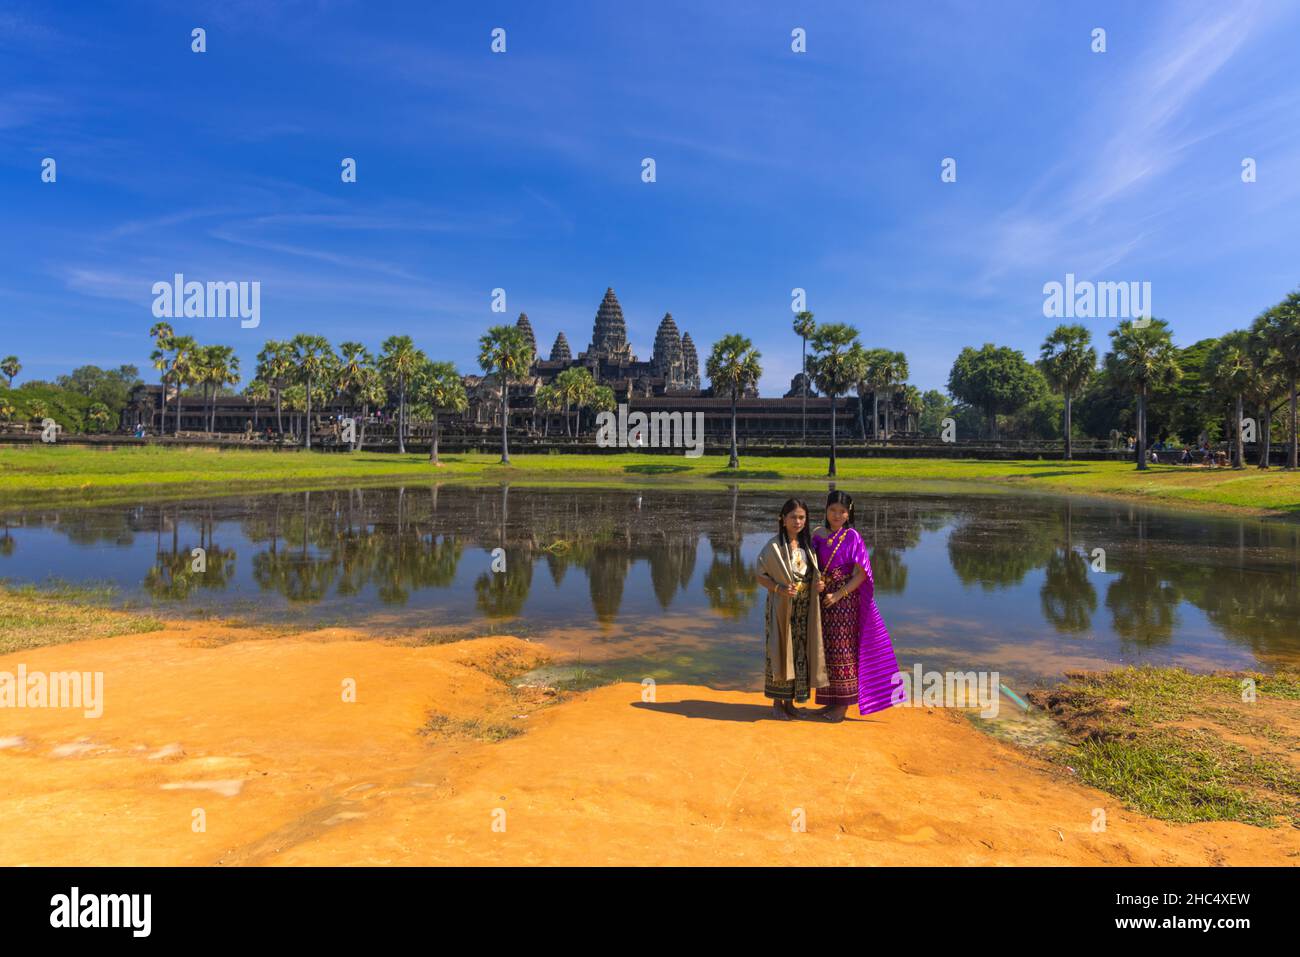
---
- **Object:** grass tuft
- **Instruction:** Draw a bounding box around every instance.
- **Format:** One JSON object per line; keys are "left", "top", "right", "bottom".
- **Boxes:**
{"left": 1028, "top": 666, "right": 1300, "bottom": 827}
{"left": 418, "top": 712, "right": 524, "bottom": 743}
{"left": 0, "top": 580, "right": 164, "bottom": 654}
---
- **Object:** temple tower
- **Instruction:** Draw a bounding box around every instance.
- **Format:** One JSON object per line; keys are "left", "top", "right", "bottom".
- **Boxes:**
{"left": 652, "top": 313, "right": 685, "bottom": 390}
{"left": 680, "top": 332, "right": 700, "bottom": 391}
{"left": 515, "top": 313, "right": 537, "bottom": 361}
{"left": 549, "top": 331, "right": 572, "bottom": 363}
{"left": 585, "top": 288, "right": 633, "bottom": 362}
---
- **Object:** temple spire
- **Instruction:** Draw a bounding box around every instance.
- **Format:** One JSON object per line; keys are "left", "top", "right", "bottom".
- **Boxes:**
{"left": 515, "top": 312, "right": 537, "bottom": 360}
{"left": 652, "top": 313, "right": 685, "bottom": 390}
{"left": 681, "top": 332, "right": 700, "bottom": 390}
{"left": 587, "top": 287, "right": 632, "bottom": 360}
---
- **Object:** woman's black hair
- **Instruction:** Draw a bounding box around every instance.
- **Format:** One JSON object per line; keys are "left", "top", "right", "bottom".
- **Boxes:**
{"left": 777, "top": 498, "right": 813, "bottom": 553}
{"left": 825, "top": 490, "right": 855, "bottom": 528}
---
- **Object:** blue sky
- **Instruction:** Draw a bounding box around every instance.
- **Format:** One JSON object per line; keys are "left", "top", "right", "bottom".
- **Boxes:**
{"left": 3, "top": 0, "right": 1299, "bottom": 395}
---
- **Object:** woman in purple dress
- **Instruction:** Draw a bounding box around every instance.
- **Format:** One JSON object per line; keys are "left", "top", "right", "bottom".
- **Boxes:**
{"left": 810, "top": 490, "right": 906, "bottom": 722}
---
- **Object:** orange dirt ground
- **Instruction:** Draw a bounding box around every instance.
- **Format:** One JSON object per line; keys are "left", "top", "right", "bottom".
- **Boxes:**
{"left": 1, "top": 622, "right": 1297, "bottom": 866}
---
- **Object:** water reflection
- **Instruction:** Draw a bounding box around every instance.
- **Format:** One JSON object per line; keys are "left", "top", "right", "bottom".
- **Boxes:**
{"left": 3, "top": 485, "right": 1299, "bottom": 683}
{"left": 947, "top": 510, "right": 1060, "bottom": 590}
{"left": 1040, "top": 548, "right": 1096, "bottom": 635}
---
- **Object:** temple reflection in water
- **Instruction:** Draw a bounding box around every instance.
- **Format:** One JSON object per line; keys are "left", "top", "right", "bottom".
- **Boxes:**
{"left": 4, "top": 485, "right": 1299, "bottom": 685}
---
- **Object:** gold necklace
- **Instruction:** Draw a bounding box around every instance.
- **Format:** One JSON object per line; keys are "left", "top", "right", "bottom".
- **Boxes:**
{"left": 824, "top": 526, "right": 850, "bottom": 566}
{"left": 789, "top": 540, "right": 806, "bottom": 573}
{"left": 783, "top": 538, "right": 807, "bottom": 594}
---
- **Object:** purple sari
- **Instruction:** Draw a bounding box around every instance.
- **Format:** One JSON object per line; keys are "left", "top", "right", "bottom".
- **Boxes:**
{"left": 814, "top": 526, "right": 905, "bottom": 715}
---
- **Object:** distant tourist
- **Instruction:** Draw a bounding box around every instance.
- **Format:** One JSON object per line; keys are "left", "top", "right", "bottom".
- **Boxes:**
{"left": 755, "top": 499, "right": 827, "bottom": 720}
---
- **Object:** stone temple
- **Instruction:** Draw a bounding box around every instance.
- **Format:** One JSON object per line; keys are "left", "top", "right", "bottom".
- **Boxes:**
{"left": 126, "top": 284, "right": 916, "bottom": 443}
{"left": 523, "top": 287, "right": 707, "bottom": 400}
{"left": 454, "top": 285, "right": 919, "bottom": 442}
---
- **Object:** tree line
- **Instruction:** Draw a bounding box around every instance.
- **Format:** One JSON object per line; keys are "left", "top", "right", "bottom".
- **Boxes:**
{"left": 705, "top": 288, "right": 1300, "bottom": 475}
{"left": 6, "top": 286, "right": 1298, "bottom": 475}
{"left": 148, "top": 323, "right": 475, "bottom": 463}
{"left": 0, "top": 356, "right": 140, "bottom": 434}
{"left": 929, "top": 288, "right": 1300, "bottom": 470}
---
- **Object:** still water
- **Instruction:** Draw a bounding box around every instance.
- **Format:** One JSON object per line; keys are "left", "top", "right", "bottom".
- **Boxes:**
{"left": 3, "top": 484, "right": 1298, "bottom": 690}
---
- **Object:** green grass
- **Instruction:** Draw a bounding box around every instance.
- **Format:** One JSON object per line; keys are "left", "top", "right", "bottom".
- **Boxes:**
{"left": 1028, "top": 666, "right": 1300, "bottom": 827}
{"left": 512, "top": 660, "right": 615, "bottom": 693}
{"left": 2, "top": 445, "right": 1300, "bottom": 517}
{"left": 418, "top": 712, "right": 525, "bottom": 743}
{"left": 0, "top": 579, "right": 164, "bottom": 654}
{"left": 1068, "top": 733, "right": 1295, "bottom": 827}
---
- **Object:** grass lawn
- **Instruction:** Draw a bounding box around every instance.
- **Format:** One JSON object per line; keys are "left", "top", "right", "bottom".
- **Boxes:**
{"left": 0, "top": 580, "right": 164, "bottom": 655}
{"left": 2, "top": 444, "right": 1299, "bottom": 517}
{"left": 1027, "top": 667, "right": 1300, "bottom": 827}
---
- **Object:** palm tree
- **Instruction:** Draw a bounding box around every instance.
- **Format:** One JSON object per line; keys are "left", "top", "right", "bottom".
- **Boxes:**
{"left": 379, "top": 335, "right": 424, "bottom": 454}
{"left": 856, "top": 348, "right": 894, "bottom": 441}
{"left": 478, "top": 324, "right": 533, "bottom": 464}
{"left": 1105, "top": 318, "right": 1181, "bottom": 471}
{"left": 588, "top": 384, "right": 616, "bottom": 437}
{"left": 900, "top": 384, "right": 923, "bottom": 432}
{"left": 190, "top": 345, "right": 214, "bottom": 433}
{"left": 281, "top": 384, "right": 308, "bottom": 438}
{"left": 572, "top": 371, "right": 599, "bottom": 436}
{"left": 353, "top": 367, "right": 386, "bottom": 452}
{"left": 256, "top": 340, "right": 294, "bottom": 437}
{"left": 246, "top": 379, "right": 271, "bottom": 430}
{"left": 706, "top": 334, "right": 763, "bottom": 469}
{"left": 335, "top": 341, "right": 370, "bottom": 414}
{"left": 1040, "top": 324, "right": 1096, "bottom": 460}
{"left": 877, "top": 350, "right": 909, "bottom": 439}
{"left": 88, "top": 402, "right": 111, "bottom": 433}
{"left": 290, "top": 334, "right": 334, "bottom": 449}
{"left": 335, "top": 342, "right": 376, "bottom": 449}
{"left": 418, "top": 361, "right": 467, "bottom": 465}
{"left": 1, "top": 355, "right": 20, "bottom": 388}
{"left": 854, "top": 349, "right": 882, "bottom": 441}
{"left": 809, "top": 323, "right": 865, "bottom": 478}
{"left": 200, "top": 344, "right": 239, "bottom": 432}
{"left": 793, "top": 311, "right": 816, "bottom": 443}
{"left": 1251, "top": 292, "right": 1300, "bottom": 469}
{"left": 1246, "top": 327, "right": 1285, "bottom": 468}
{"left": 1208, "top": 331, "right": 1253, "bottom": 468}
{"left": 554, "top": 367, "right": 591, "bottom": 437}
{"left": 148, "top": 322, "right": 175, "bottom": 432}
{"left": 536, "top": 383, "right": 562, "bottom": 437}
{"left": 168, "top": 335, "right": 199, "bottom": 435}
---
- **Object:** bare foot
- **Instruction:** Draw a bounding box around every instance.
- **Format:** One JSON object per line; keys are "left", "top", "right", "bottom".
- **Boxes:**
{"left": 781, "top": 700, "right": 801, "bottom": 718}
{"left": 817, "top": 706, "right": 847, "bottom": 723}
{"left": 772, "top": 701, "right": 793, "bottom": 721}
